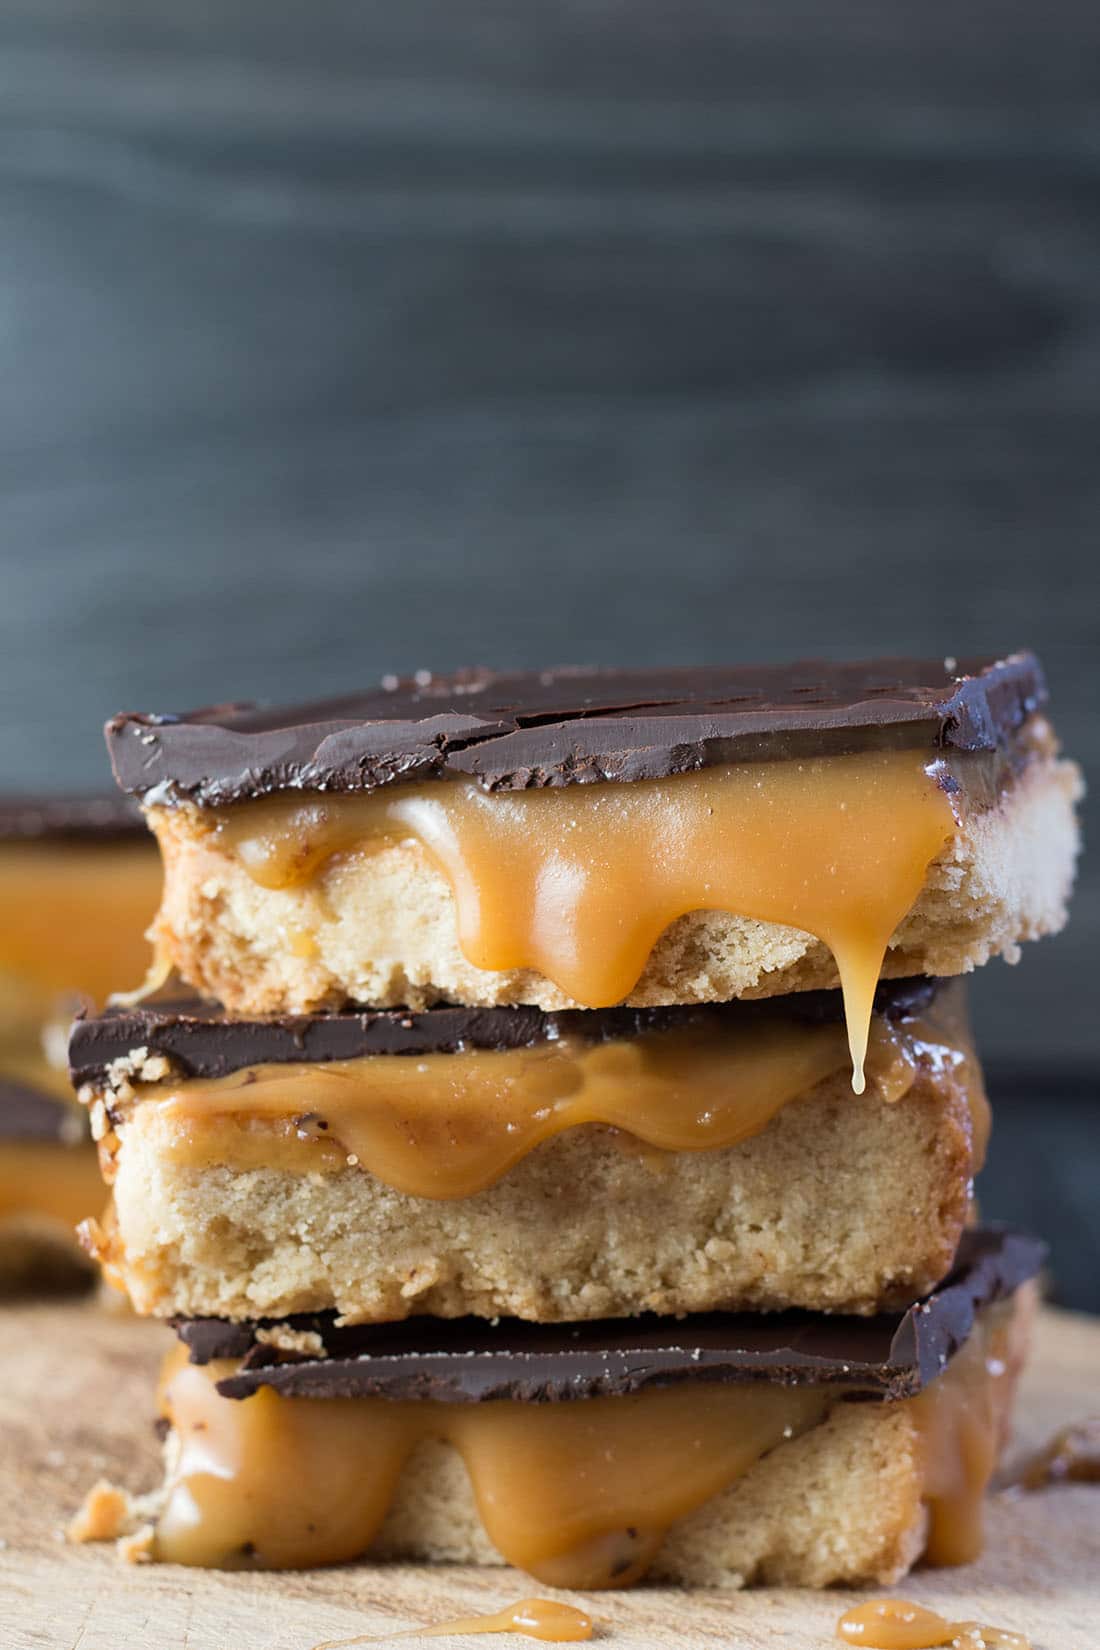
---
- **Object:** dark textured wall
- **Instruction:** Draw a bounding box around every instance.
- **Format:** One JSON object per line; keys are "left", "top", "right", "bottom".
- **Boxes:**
{"left": 0, "top": 4, "right": 1096, "bottom": 1292}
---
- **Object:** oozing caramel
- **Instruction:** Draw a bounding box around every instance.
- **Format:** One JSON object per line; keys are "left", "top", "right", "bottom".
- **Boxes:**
{"left": 150, "top": 1297, "right": 1018, "bottom": 1587}
{"left": 913, "top": 1294, "right": 1032, "bottom": 1567}
{"left": 314, "top": 1598, "right": 593, "bottom": 1647}
{"left": 206, "top": 752, "right": 960, "bottom": 1090}
{"left": 0, "top": 840, "right": 161, "bottom": 1013}
{"left": 836, "top": 1599, "right": 1029, "bottom": 1649}
{"left": 155, "top": 1352, "right": 830, "bottom": 1584}
{"left": 126, "top": 998, "right": 980, "bottom": 1201}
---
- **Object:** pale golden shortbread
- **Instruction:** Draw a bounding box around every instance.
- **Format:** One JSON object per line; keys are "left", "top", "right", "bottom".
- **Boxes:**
{"left": 85, "top": 1059, "right": 975, "bottom": 1323}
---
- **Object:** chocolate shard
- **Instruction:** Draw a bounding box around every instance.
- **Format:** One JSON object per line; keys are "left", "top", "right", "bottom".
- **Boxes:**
{"left": 69, "top": 977, "right": 938, "bottom": 1086}
{"left": 171, "top": 1229, "right": 1043, "bottom": 1405}
{"left": 0, "top": 793, "right": 147, "bottom": 843}
{"left": 105, "top": 655, "right": 1046, "bottom": 805}
{"left": 0, "top": 1078, "right": 87, "bottom": 1145}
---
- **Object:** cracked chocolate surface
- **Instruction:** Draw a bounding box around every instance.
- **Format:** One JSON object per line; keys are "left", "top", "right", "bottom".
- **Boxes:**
{"left": 106, "top": 655, "right": 1046, "bottom": 804}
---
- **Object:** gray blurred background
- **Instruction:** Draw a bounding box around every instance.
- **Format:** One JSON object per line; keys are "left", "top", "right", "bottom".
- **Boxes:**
{"left": 0, "top": 2, "right": 1096, "bottom": 1300}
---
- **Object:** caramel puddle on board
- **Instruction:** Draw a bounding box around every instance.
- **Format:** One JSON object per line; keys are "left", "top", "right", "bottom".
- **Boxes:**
{"left": 836, "top": 1598, "right": 1030, "bottom": 1649}
{"left": 213, "top": 751, "right": 958, "bottom": 1091}
{"left": 312, "top": 1597, "right": 593, "bottom": 1647}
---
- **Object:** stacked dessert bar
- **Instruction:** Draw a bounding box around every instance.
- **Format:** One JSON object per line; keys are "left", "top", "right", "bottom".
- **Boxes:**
{"left": 70, "top": 655, "right": 1078, "bottom": 1587}
{"left": 0, "top": 795, "right": 159, "bottom": 1290}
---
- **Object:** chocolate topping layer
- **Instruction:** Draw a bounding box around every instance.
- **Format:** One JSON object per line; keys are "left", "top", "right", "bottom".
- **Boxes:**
{"left": 70, "top": 977, "right": 937, "bottom": 1086}
{"left": 0, "top": 793, "right": 147, "bottom": 843}
{"left": 0, "top": 1079, "right": 85, "bottom": 1145}
{"left": 106, "top": 655, "right": 1046, "bottom": 804}
{"left": 174, "top": 1229, "right": 1041, "bottom": 1405}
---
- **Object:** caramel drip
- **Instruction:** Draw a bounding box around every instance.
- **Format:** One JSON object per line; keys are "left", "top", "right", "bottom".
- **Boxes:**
{"left": 1015, "top": 1418, "right": 1100, "bottom": 1489}
{"left": 0, "top": 1138, "right": 103, "bottom": 1227}
{"left": 913, "top": 1295, "right": 1032, "bottom": 1567}
{"left": 0, "top": 840, "right": 161, "bottom": 1011}
{"left": 836, "top": 1600, "right": 1030, "bottom": 1649}
{"left": 313, "top": 1598, "right": 593, "bottom": 1647}
{"left": 210, "top": 753, "right": 958, "bottom": 1090}
{"left": 154, "top": 1354, "right": 829, "bottom": 1585}
{"left": 136, "top": 1012, "right": 940, "bottom": 1200}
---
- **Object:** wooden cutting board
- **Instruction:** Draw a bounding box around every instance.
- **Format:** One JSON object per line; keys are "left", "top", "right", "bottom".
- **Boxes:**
{"left": 0, "top": 1300, "right": 1096, "bottom": 1649}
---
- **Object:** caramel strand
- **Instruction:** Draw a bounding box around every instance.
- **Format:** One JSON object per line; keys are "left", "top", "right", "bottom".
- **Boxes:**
{"left": 210, "top": 752, "right": 958, "bottom": 1091}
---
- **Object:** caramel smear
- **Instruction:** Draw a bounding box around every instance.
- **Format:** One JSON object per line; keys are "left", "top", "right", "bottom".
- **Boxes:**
{"left": 132, "top": 998, "right": 976, "bottom": 1199}
{"left": 836, "top": 1599, "right": 1029, "bottom": 1649}
{"left": 210, "top": 753, "right": 958, "bottom": 1091}
{"left": 155, "top": 1354, "right": 829, "bottom": 1585}
{"left": 1015, "top": 1418, "right": 1100, "bottom": 1489}
{"left": 313, "top": 1597, "right": 593, "bottom": 1647}
{"left": 0, "top": 840, "right": 161, "bottom": 1011}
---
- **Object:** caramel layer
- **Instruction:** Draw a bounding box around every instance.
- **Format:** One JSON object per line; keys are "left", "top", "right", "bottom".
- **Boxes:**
{"left": 155, "top": 1352, "right": 829, "bottom": 1584}
{"left": 152, "top": 1299, "right": 1016, "bottom": 1586}
{"left": 0, "top": 840, "right": 161, "bottom": 1013}
{"left": 205, "top": 752, "right": 961, "bottom": 1089}
{"left": 0, "top": 1139, "right": 104, "bottom": 1228}
{"left": 122, "top": 989, "right": 984, "bottom": 1201}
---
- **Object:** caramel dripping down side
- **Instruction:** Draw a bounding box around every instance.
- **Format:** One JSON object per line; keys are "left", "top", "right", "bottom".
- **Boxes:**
{"left": 836, "top": 1599, "right": 1030, "bottom": 1649}
{"left": 132, "top": 987, "right": 984, "bottom": 1200}
{"left": 313, "top": 1598, "right": 593, "bottom": 1648}
{"left": 210, "top": 752, "right": 959, "bottom": 1091}
{"left": 914, "top": 1293, "right": 1034, "bottom": 1569}
{"left": 154, "top": 1357, "right": 831, "bottom": 1586}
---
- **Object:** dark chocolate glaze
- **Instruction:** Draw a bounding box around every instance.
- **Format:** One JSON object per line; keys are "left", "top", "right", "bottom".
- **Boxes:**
{"left": 0, "top": 1078, "right": 86, "bottom": 1145}
{"left": 173, "top": 1228, "right": 1043, "bottom": 1405}
{"left": 105, "top": 655, "right": 1046, "bottom": 805}
{"left": 0, "top": 793, "right": 147, "bottom": 843}
{"left": 69, "top": 977, "right": 938, "bottom": 1085}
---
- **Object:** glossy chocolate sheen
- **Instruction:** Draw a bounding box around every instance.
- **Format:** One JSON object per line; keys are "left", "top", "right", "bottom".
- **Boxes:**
{"left": 69, "top": 977, "right": 937, "bottom": 1085}
{"left": 0, "top": 793, "right": 147, "bottom": 842}
{"left": 174, "top": 1229, "right": 1043, "bottom": 1404}
{"left": 106, "top": 655, "right": 1046, "bottom": 804}
{"left": 0, "top": 1079, "right": 85, "bottom": 1145}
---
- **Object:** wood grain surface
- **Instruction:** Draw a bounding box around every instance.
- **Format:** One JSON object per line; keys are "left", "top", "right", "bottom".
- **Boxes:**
{"left": 0, "top": 1299, "right": 1096, "bottom": 1649}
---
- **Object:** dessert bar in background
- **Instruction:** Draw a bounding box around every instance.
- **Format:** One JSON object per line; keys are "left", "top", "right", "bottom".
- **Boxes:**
{"left": 0, "top": 795, "right": 160, "bottom": 1291}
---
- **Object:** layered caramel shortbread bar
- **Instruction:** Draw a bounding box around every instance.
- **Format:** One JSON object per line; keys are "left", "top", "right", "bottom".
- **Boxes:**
{"left": 82, "top": 1229, "right": 1040, "bottom": 1590}
{"left": 72, "top": 978, "right": 985, "bottom": 1323}
{"left": 106, "top": 654, "right": 1078, "bottom": 1088}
